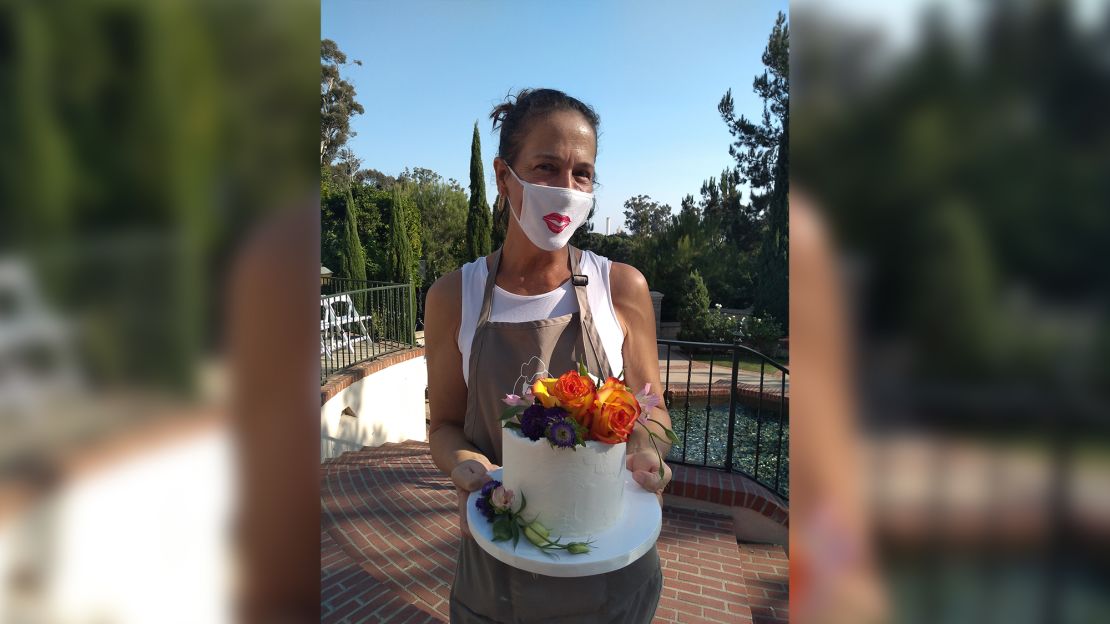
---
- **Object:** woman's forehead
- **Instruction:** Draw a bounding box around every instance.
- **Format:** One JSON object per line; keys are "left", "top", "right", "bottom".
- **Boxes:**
{"left": 519, "top": 111, "right": 596, "bottom": 160}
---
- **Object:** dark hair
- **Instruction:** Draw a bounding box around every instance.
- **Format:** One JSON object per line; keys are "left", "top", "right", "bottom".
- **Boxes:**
{"left": 489, "top": 88, "right": 601, "bottom": 168}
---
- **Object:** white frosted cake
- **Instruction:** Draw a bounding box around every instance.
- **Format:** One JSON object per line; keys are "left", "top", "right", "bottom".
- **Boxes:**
{"left": 501, "top": 428, "right": 626, "bottom": 538}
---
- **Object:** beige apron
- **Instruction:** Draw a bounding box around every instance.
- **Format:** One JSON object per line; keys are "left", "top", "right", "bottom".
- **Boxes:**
{"left": 449, "top": 246, "right": 662, "bottom": 623}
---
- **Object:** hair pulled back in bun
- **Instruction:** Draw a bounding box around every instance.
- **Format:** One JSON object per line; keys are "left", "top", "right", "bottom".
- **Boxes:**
{"left": 489, "top": 88, "right": 600, "bottom": 168}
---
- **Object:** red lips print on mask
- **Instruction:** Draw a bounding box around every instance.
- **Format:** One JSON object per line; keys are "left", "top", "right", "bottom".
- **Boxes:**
{"left": 542, "top": 213, "right": 572, "bottom": 234}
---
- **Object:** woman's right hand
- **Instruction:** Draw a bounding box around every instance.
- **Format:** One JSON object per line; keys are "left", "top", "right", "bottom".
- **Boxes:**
{"left": 450, "top": 459, "right": 499, "bottom": 538}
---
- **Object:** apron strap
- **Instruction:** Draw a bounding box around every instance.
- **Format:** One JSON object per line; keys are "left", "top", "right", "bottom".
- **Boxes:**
{"left": 467, "top": 248, "right": 501, "bottom": 388}
{"left": 568, "top": 246, "right": 614, "bottom": 380}
{"left": 475, "top": 247, "right": 502, "bottom": 329}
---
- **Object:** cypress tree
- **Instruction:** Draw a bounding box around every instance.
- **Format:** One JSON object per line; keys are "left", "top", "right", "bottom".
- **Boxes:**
{"left": 338, "top": 185, "right": 367, "bottom": 283}
{"left": 490, "top": 193, "right": 508, "bottom": 250}
{"left": 388, "top": 186, "right": 413, "bottom": 285}
{"left": 466, "top": 121, "right": 492, "bottom": 260}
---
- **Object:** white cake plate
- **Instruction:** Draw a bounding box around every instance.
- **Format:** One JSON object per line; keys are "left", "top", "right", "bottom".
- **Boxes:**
{"left": 467, "top": 468, "right": 662, "bottom": 578}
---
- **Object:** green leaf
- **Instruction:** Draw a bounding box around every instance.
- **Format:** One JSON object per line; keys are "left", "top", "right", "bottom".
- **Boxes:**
{"left": 518, "top": 492, "right": 527, "bottom": 514}
{"left": 648, "top": 418, "right": 680, "bottom": 444}
{"left": 492, "top": 516, "right": 513, "bottom": 541}
{"left": 577, "top": 359, "right": 590, "bottom": 377}
{"left": 504, "top": 422, "right": 521, "bottom": 431}
{"left": 500, "top": 405, "right": 526, "bottom": 422}
{"left": 573, "top": 421, "right": 589, "bottom": 446}
{"left": 511, "top": 522, "right": 520, "bottom": 549}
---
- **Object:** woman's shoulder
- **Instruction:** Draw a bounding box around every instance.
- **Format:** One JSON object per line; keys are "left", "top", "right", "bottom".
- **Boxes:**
{"left": 426, "top": 269, "right": 463, "bottom": 311}
{"left": 606, "top": 261, "right": 649, "bottom": 298}
{"left": 427, "top": 256, "right": 489, "bottom": 302}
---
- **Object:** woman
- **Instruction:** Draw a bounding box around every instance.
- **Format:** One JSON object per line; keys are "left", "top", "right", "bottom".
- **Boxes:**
{"left": 425, "top": 88, "right": 673, "bottom": 623}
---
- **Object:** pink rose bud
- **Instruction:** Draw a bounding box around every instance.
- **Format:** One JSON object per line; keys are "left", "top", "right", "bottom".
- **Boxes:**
{"left": 502, "top": 394, "right": 528, "bottom": 407}
{"left": 490, "top": 486, "right": 514, "bottom": 512}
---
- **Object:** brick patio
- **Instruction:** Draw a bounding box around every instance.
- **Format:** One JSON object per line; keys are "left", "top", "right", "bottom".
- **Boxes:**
{"left": 321, "top": 441, "right": 787, "bottom": 623}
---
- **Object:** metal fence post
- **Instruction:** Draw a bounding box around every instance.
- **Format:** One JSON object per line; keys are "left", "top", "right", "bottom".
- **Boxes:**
{"left": 408, "top": 282, "right": 416, "bottom": 346}
{"left": 725, "top": 348, "right": 740, "bottom": 474}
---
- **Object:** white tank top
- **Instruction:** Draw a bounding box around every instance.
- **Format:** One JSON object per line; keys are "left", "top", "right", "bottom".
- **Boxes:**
{"left": 457, "top": 250, "right": 625, "bottom": 385}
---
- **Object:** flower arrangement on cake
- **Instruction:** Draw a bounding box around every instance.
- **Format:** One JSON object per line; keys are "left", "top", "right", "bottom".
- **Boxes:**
{"left": 476, "top": 362, "right": 677, "bottom": 556}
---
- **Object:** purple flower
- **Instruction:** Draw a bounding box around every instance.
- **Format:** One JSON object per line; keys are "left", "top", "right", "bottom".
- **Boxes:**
{"left": 547, "top": 419, "right": 577, "bottom": 448}
{"left": 520, "top": 404, "right": 550, "bottom": 440}
{"left": 481, "top": 480, "right": 501, "bottom": 497}
{"left": 475, "top": 495, "right": 496, "bottom": 521}
{"left": 543, "top": 407, "right": 567, "bottom": 422}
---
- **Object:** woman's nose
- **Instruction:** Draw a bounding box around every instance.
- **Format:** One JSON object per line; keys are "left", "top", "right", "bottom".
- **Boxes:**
{"left": 555, "top": 168, "right": 574, "bottom": 189}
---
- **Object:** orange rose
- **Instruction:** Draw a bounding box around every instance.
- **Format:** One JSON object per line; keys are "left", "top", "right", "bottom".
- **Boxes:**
{"left": 551, "top": 370, "right": 597, "bottom": 428}
{"left": 590, "top": 377, "right": 640, "bottom": 444}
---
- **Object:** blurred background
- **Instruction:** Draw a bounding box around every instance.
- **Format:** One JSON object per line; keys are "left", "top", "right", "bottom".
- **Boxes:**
{"left": 0, "top": 0, "right": 318, "bottom": 622}
{"left": 792, "top": 0, "right": 1110, "bottom": 622}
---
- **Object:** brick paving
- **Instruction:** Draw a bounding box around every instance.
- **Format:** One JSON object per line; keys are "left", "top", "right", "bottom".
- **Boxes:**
{"left": 735, "top": 544, "right": 790, "bottom": 624}
{"left": 321, "top": 440, "right": 787, "bottom": 623}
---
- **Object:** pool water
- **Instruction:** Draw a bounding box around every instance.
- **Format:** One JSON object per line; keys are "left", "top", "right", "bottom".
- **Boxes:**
{"left": 664, "top": 400, "right": 790, "bottom": 497}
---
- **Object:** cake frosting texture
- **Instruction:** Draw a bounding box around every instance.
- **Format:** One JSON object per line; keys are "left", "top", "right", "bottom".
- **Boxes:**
{"left": 501, "top": 428, "right": 626, "bottom": 538}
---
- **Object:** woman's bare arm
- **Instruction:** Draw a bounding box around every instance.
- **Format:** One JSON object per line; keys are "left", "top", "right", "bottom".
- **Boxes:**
{"left": 425, "top": 271, "right": 496, "bottom": 536}
{"left": 609, "top": 262, "right": 673, "bottom": 494}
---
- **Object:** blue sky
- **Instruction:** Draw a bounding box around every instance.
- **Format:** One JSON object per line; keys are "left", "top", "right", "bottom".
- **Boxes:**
{"left": 323, "top": 0, "right": 787, "bottom": 233}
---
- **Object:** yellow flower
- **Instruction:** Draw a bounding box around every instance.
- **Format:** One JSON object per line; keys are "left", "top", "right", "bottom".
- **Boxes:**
{"left": 530, "top": 377, "right": 559, "bottom": 408}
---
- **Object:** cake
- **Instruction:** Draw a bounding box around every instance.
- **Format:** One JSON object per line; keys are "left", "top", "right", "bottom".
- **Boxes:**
{"left": 501, "top": 427, "right": 626, "bottom": 538}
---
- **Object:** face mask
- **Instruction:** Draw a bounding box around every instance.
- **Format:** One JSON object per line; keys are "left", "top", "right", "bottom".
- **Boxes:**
{"left": 505, "top": 165, "right": 594, "bottom": 251}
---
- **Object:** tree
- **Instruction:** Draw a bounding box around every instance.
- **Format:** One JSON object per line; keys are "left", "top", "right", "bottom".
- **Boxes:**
{"left": 338, "top": 185, "right": 367, "bottom": 283}
{"left": 388, "top": 186, "right": 414, "bottom": 285}
{"left": 677, "top": 269, "right": 710, "bottom": 338}
{"left": 587, "top": 232, "right": 636, "bottom": 265}
{"left": 679, "top": 194, "right": 701, "bottom": 222}
{"left": 568, "top": 199, "right": 596, "bottom": 248}
{"left": 490, "top": 193, "right": 508, "bottom": 249}
{"left": 401, "top": 167, "right": 468, "bottom": 284}
{"left": 335, "top": 147, "right": 361, "bottom": 181}
{"left": 321, "top": 39, "right": 364, "bottom": 166}
{"left": 622, "top": 195, "right": 672, "bottom": 237}
{"left": 465, "top": 121, "right": 492, "bottom": 260}
{"left": 353, "top": 167, "right": 396, "bottom": 189}
{"left": 719, "top": 11, "right": 789, "bottom": 328}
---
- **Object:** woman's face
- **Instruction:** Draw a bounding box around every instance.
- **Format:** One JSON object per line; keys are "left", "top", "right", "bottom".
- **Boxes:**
{"left": 496, "top": 110, "right": 597, "bottom": 220}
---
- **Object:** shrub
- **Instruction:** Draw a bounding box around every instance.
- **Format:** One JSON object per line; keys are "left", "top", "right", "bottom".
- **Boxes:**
{"left": 701, "top": 307, "right": 745, "bottom": 344}
{"left": 676, "top": 270, "right": 709, "bottom": 339}
{"left": 738, "top": 314, "right": 784, "bottom": 356}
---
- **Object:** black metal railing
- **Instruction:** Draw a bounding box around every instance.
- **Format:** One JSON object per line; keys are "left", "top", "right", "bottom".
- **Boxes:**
{"left": 321, "top": 282, "right": 416, "bottom": 383}
{"left": 657, "top": 338, "right": 790, "bottom": 500}
{"left": 321, "top": 277, "right": 395, "bottom": 297}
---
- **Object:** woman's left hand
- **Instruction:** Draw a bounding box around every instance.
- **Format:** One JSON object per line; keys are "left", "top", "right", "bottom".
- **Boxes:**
{"left": 626, "top": 449, "right": 671, "bottom": 505}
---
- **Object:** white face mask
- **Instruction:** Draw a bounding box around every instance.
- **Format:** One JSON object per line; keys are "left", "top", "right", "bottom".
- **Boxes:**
{"left": 505, "top": 165, "right": 594, "bottom": 251}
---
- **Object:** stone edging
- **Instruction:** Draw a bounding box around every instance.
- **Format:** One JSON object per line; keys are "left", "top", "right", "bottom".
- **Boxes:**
{"left": 664, "top": 463, "right": 789, "bottom": 527}
{"left": 320, "top": 347, "right": 426, "bottom": 405}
